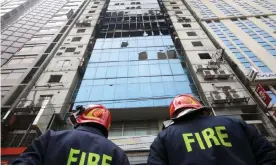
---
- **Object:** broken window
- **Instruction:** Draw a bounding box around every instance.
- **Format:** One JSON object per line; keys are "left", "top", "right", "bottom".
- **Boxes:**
{"left": 48, "top": 75, "right": 62, "bottom": 83}
{"left": 187, "top": 32, "right": 197, "bottom": 36}
{"left": 138, "top": 51, "right": 148, "bottom": 60}
{"left": 77, "top": 29, "right": 86, "bottom": 33}
{"left": 121, "top": 41, "right": 128, "bottom": 47}
{"left": 198, "top": 53, "right": 211, "bottom": 59}
{"left": 192, "top": 41, "right": 203, "bottom": 47}
{"left": 72, "top": 37, "right": 82, "bottom": 42}
{"left": 65, "top": 47, "right": 76, "bottom": 52}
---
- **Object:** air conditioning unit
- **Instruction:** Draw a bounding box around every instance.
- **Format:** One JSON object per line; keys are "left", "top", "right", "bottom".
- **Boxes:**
{"left": 218, "top": 70, "right": 231, "bottom": 79}
{"left": 207, "top": 60, "right": 219, "bottom": 69}
{"left": 203, "top": 70, "right": 216, "bottom": 79}
{"left": 211, "top": 91, "right": 227, "bottom": 104}
{"left": 228, "top": 89, "right": 245, "bottom": 103}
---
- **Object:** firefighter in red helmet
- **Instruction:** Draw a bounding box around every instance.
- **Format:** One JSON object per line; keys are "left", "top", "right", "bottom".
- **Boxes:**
{"left": 148, "top": 94, "right": 276, "bottom": 165}
{"left": 12, "top": 104, "right": 130, "bottom": 165}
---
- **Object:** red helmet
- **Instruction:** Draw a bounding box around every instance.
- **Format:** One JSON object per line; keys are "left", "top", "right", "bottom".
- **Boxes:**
{"left": 71, "top": 104, "right": 111, "bottom": 132}
{"left": 169, "top": 94, "right": 206, "bottom": 119}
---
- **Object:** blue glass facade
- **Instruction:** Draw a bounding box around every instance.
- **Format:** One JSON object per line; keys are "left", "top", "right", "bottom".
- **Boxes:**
{"left": 210, "top": 0, "right": 243, "bottom": 17}
{"left": 188, "top": 0, "right": 216, "bottom": 19}
{"left": 74, "top": 36, "right": 196, "bottom": 109}
{"left": 251, "top": 0, "right": 276, "bottom": 13}
{"left": 207, "top": 21, "right": 272, "bottom": 73}
{"left": 259, "top": 17, "right": 276, "bottom": 30}
{"left": 233, "top": 1, "right": 263, "bottom": 15}
{"left": 233, "top": 19, "right": 276, "bottom": 57}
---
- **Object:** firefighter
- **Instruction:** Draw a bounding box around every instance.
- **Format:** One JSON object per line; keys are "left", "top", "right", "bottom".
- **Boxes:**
{"left": 12, "top": 104, "right": 130, "bottom": 165}
{"left": 147, "top": 94, "right": 276, "bottom": 165}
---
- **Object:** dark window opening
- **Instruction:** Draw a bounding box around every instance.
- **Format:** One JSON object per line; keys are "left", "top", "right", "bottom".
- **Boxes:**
{"left": 89, "top": 10, "right": 95, "bottom": 13}
{"left": 198, "top": 53, "right": 211, "bottom": 59}
{"left": 187, "top": 32, "right": 197, "bottom": 36}
{"left": 48, "top": 75, "right": 62, "bottom": 83}
{"left": 94, "top": 2, "right": 100, "bottom": 4}
{"left": 170, "top": 2, "right": 176, "bottom": 4}
{"left": 175, "top": 11, "right": 183, "bottom": 14}
{"left": 77, "top": 29, "right": 86, "bottom": 33}
{"left": 72, "top": 37, "right": 82, "bottom": 42}
{"left": 173, "top": 7, "right": 180, "bottom": 9}
{"left": 91, "top": 6, "right": 97, "bottom": 8}
{"left": 192, "top": 41, "right": 203, "bottom": 47}
{"left": 65, "top": 47, "right": 76, "bottom": 52}
{"left": 182, "top": 24, "right": 191, "bottom": 27}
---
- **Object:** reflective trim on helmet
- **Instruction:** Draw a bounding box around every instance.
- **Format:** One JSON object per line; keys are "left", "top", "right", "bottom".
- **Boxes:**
{"left": 162, "top": 120, "right": 174, "bottom": 129}
{"left": 171, "top": 107, "right": 211, "bottom": 121}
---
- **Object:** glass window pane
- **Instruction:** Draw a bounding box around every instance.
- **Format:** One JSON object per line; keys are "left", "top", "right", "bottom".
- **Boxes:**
{"left": 102, "top": 85, "right": 115, "bottom": 100}
{"left": 109, "top": 129, "right": 122, "bottom": 137}
{"left": 115, "top": 84, "right": 127, "bottom": 99}
{"left": 149, "top": 64, "right": 161, "bottom": 76}
{"left": 89, "top": 85, "right": 104, "bottom": 101}
{"left": 124, "top": 129, "right": 135, "bottom": 136}
{"left": 128, "top": 65, "right": 139, "bottom": 77}
{"left": 139, "top": 65, "right": 150, "bottom": 76}
{"left": 151, "top": 82, "right": 164, "bottom": 96}
{"left": 127, "top": 84, "right": 140, "bottom": 99}
{"left": 140, "top": 83, "right": 152, "bottom": 98}
{"left": 159, "top": 64, "right": 172, "bottom": 75}
{"left": 75, "top": 86, "right": 91, "bottom": 102}
{"left": 84, "top": 68, "right": 97, "bottom": 79}
{"left": 135, "top": 128, "right": 147, "bottom": 136}
{"left": 106, "top": 66, "right": 118, "bottom": 78}
{"left": 95, "top": 67, "right": 107, "bottom": 78}
{"left": 117, "top": 66, "right": 128, "bottom": 77}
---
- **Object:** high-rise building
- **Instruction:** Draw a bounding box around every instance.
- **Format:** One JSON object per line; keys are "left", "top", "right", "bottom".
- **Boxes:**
{"left": 1, "top": 0, "right": 276, "bottom": 164}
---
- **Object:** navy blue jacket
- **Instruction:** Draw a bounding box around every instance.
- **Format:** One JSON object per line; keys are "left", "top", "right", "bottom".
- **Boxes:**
{"left": 148, "top": 115, "right": 276, "bottom": 164}
{"left": 12, "top": 126, "right": 129, "bottom": 165}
